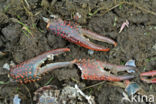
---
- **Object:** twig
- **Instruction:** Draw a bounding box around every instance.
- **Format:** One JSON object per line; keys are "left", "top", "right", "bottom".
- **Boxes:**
{"left": 44, "top": 76, "right": 54, "bottom": 86}
{"left": 89, "top": 1, "right": 156, "bottom": 17}
{"left": 101, "top": 2, "right": 122, "bottom": 16}
{"left": 21, "top": 0, "right": 35, "bottom": 28}
{"left": 82, "top": 81, "right": 127, "bottom": 91}
{"left": 51, "top": 0, "right": 57, "bottom": 7}
{"left": 123, "top": 1, "right": 156, "bottom": 16}
{"left": 21, "top": 0, "right": 33, "bottom": 17}
{"left": 22, "top": 84, "right": 33, "bottom": 104}
{"left": 82, "top": 81, "right": 106, "bottom": 90}
{"left": 11, "top": 18, "right": 33, "bottom": 37}
{"left": 24, "top": 0, "right": 30, "bottom": 9}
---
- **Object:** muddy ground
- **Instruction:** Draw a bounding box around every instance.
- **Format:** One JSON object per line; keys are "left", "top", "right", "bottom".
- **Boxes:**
{"left": 0, "top": 0, "right": 156, "bottom": 104}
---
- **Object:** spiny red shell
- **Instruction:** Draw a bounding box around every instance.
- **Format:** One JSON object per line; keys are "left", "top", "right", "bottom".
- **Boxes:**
{"left": 10, "top": 62, "right": 40, "bottom": 83}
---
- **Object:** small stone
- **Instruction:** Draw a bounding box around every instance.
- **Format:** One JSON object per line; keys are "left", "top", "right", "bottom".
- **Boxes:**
{"left": 125, "top": 60, "right": 136, "bottom": 67}
{"left": 88, "top": 50, "right": 94, "bottom": 55}
{"left": 82, "top": 3, "right": 87, "bottom": 8}
{"left": 152, "top": 44, "right": 156, "bottom": 50}
{"left": 10, "top": 61, "right": 16, "bottom": 67}
{"left": 13, "top": 94, "right": 21, "bottom": 104}
{"left": 125, "top": 82, "right": 140, "bottom": 96}
{"left": 3, "top": 63, "right": 10, "bottom": 70}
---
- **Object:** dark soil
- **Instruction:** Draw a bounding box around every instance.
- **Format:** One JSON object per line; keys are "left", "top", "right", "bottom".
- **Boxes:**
{"left": 0, "top": 0, "right": 156, "bottom": 104}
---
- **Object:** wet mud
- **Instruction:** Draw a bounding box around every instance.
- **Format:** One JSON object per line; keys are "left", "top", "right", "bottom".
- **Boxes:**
{"left": 0, "top": 0, "right": 156, "bottom": 104}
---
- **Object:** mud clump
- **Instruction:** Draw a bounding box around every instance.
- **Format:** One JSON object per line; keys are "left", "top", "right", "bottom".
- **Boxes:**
{"left": 0, "top": 12, "right": 8, "bottom": 26}
{"left": 1, "top": 24, "right": 21, "bottom": 43}
{"left": 12, "top": 31, "right": 50, "bottom": 63}
{"left": 0, "top": 0, "right": 155, "bottom": 104}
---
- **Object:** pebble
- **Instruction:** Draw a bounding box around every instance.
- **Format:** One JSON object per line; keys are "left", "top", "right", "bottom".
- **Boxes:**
{"left": 125, "top": 60, "right": 136, "bottom": 67}
{"left": 88, "top": 50, "right": 94, "bottom": 55}
{"left": 152, "top": 44, "right": 156, "bottom": 50}
{"left": 13, "top": 94, "right": 21, "bottom": 104}
{"left": 3, "top": 63, "right": 10, "bottom": 70}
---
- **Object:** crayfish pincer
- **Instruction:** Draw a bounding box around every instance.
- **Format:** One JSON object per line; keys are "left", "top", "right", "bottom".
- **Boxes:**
{"left": 9, "top": 48, "right": 76, "bottom": 83}
{"left": 43, "top": 16, "right": 117, "bottom": 52}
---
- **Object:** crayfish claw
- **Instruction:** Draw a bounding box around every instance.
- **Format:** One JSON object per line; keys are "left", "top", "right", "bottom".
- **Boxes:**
{"left": 75, "top": 59, "right": 135, "bottom": 81}
{"left": 140, "top": 70, "right": 156, "bottom": 83}
{"left": 9, "top": 48, "right": 72, "bottom": 83}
